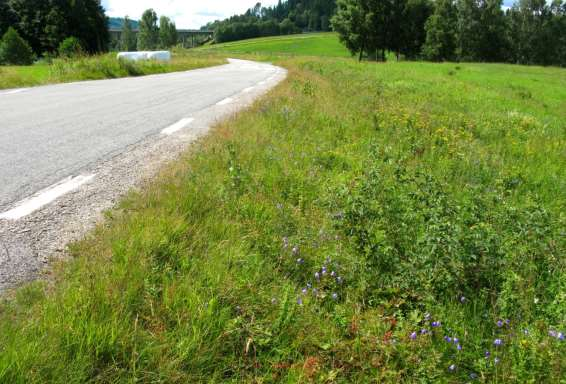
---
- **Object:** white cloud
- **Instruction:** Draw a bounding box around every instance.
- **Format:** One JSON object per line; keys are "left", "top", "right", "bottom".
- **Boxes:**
{"left": 102, "top": 0, "right": 279, "bottom": 29}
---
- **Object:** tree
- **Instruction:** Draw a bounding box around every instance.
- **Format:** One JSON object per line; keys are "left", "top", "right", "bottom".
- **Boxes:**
{"left": 400, "top": 0, "right": 433, "bottom": 59}
{"left": 476, "top": 0, "right": 508, "bottom": 61}
{"left": 422, "top": 0, "right": 457, "bottom": 61}
{"left": 0, "top": 26, "right": 34, "bottom": 65}
{"left": 120, "top": 16, "right": 137, "bottom": 51}
{"left": 0, "top": 0, "right": 16, "bottom": 37}
{"left": 332, "top": 0, "right": 372, "bottom": 60}
{"left": 159, "top": 16, "right": 178, "bottom": 48}
{"left": 455, "top": 0, "right": 480, "bottom": 60}
{"left": 137, "top": 8, "right": 159, "bottom": 50}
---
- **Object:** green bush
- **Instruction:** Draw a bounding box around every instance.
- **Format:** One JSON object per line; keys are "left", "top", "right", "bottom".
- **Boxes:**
{"left": 0, "top": 27, "right": 34, "bottom": 65}
{"left": 58, "top": 36, "right": 83, "bottom": 58}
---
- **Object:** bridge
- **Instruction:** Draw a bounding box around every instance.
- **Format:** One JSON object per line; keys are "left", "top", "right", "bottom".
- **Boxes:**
{"left": 109, "top": 28, "right": 214, "bottom": 48}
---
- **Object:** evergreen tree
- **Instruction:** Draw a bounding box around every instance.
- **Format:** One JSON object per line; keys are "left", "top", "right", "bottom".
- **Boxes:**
{"left": 0, "top": 26, "right": 34, "bottom": 64}
{"left": 120, "top": 16, "right": 137, "bottom": 51}
{"left": 422, "top": 0, "right": 457, "bottom": 61}
{"left": 332, "top": 0, "right": 372, "bottom": 60}
{"left": 159, "top": 16, "right": 178, "bottom": 48}
{"left": 476, "top": 0, "right": 508, "bottom": 61}
{"left": 400, "top": 0, "right": 433, "bottom": 59}
{"left": 137, "top": 9, "right": 159, "bottom": 50}
{"left": 0, "top": 0, "right": 16, "bottom": 37}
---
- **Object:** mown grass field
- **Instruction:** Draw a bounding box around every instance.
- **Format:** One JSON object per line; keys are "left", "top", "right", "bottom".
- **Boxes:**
{"left": 0, "top": 34, "right": 565, "bottom": 382}
{"left": 0, "top": 50, "right": 225, "bottom": 90}
{"left": 200, "top": 32, "right": 351, "bottom": 58}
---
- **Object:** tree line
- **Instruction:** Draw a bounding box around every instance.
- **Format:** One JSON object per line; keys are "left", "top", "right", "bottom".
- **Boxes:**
{"left": 0, "top": 0, "right": 108, "bottom": 56}
{"left": 204, "top": 0, "right": 337, "bottom": 43}
{"left": 332, "top": 0, "right": 566, "bottom": 66}
{"left": 119, "top": 9, "right": 178, "bottom": 51}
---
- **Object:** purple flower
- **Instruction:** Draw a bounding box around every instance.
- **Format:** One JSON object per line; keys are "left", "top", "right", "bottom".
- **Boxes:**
{"left": 301, "top": 288, "right": 308, "bottom": 295}
{"left": 331, "top": 292, "right": 338, "bottom": 300}
{"left": 420, "top": 329, "right": 428, "bottom": 335}
{"left": 321, "top": 266, "right": 327, "bottom": 275}
{"left": 292, "top": 246, "right": 299, "bottom": 255}
{"left": 448, "top": 364, "right": 456, "bottom": 372}
{"left": 297, "top": 258, "right": 304, "bottom": 265}
{"left": 485, "top": 351, "right": 491, "bottom": 358}
{"left": 453, "top": 337, "right": 459, "bottom": 344}
{"left": 494, "top": 338, "right": 503, "bottom": 346}
{"left": 549, "top": 330, "right": 558, "bottom": 338}
{"left": 297, "top": 297, "right": 303, "bottom": 305}
{"left": 505, "top": 319, "right": 510, "bottom": 326}
{"left": 457, "top": 344, "right": 462, "bottom": 351}
{"left": 330, "top": 271, "right": 336, "bottom": 277}
{"left": 410, "top": 332, "right": 417, "bottom": 340}
{"left": 432, "top": 321, "right": 441, "bottom": 328}
{"left": 497, "top": 320, "right": 503, "bottom": 327}
{"left": 444, "top": 336, "right": 452, "bottom": 343}
{"left": 558, "top": 332, "right": 564, "bottom": 341}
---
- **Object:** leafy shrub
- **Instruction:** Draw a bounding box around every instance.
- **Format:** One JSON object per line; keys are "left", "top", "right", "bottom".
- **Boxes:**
{"left": 58, "top": 36, "right": 83, "bottom": 58}
{"left": 0, "top": 27, "right": 34, "bottom": 65}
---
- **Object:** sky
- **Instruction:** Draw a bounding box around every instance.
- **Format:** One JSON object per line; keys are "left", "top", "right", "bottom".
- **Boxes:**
{"left": 101, "top": 0, "right": 279, "bottom": 29}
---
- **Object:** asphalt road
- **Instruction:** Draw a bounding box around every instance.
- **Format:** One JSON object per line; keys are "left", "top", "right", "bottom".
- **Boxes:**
{"left": 0, "top": 59, "right": 279, "bottom": 212}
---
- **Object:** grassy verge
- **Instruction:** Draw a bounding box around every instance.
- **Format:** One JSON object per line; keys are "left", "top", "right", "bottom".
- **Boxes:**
{"left": 199, "top": 33, "right": 351, "bottom": 58}
{"left": 0, "top": 56, "right": 565, "bottom": 382}
{"left": 0, "top": 50, "right": 226, "bottom": 90}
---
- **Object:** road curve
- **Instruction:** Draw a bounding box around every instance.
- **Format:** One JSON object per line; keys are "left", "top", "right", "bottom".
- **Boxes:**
{"left": 0, "top": 58, "right": 286, "bottom": 291}
{"left": 0, "top": 59, "right": 281, "bottom": 211}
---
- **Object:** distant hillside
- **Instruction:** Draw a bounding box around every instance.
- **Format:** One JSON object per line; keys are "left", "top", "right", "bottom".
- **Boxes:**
{"left": 108, "top": 17, "right": 140, "bottom": 30}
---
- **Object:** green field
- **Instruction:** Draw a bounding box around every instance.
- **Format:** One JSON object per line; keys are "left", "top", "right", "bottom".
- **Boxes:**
{"left": 0, "top": 50, "right": 225, "bottom": 90}
{"left": 0, "top": 34, "right": 565, "bottom": 382}
{"left": 200, "top": 32, "right": 351, "bottom": 57}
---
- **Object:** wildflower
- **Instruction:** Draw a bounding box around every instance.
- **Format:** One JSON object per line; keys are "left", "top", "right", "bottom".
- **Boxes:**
{"left": 424, "top": 313, "right": 431, "bottom": 321}
{"left": 271, "top": 298, "right": 277, "bottom": 305}
{"left": 297, "top": 258, "right": 304, "bottom": 265}
{"left": 292, "top": 246, "right": 299, "bottom": 256}
{"left": 494, "top": 357, "right": 500, "bottom": 365}
{"left": 432, "top": 321, "right": 441, "bottom": 328}
{"left": 321, "top": 266, "right": 327, "bottom": 275}
{"left": 297, "top": 297, "right": 303, "bottom": 305}
{"left": 306, "top": 282, "right": 312, "bottom": 289}
{"left": 558, "top": 332, "right": 564, "bottom": 341}
{"left": 523, "top": 329, "right": 529, "bottom": 335}
{"left": 453, "top": 337, "right": 459, "bottom": 344}
{"left": 410, "top": 332, "right": 417, "bottom": 340}
{"left": 420, "top": 329, "right": 428, "bottom": 335}
{"left": 331, "top": 292, "right": 338, "bottom": 300}
{"left": 444, "top": 336, "right": 452, "bottom": 343}
{"left": 497, "top": 320, "right": 503, "bottom": 327}
{"left": 448, "top": 364, "right": 456, "bottom": 372}
{"left": 314, "top": 272, "right": 320, "bottom": 281}
{"left": 505, "top": 319, "right": 510, "bottom": 326}
{"left": 549, "top": 330, "right": 558, "bottom": 338}
{"left": 301, "top": 288, "right": 308, "bottom": 295}
{"left": 460, "top": 296, "right": 466, "bottom": 303}
{"left": 330, "top": 271, "right": 336, "bottom": 277}
{"left": 494, "top": 338, "right": 503, "bottom": 346}
{"left": 534, "top": 297, "right": 539, "bottom": 304}
{"left": 457, "top": 344, "right": 462, "bottom": 351}
{"left": 485, "top": 351, "right": 491, "bottom": 358}
{"left": 336, "top": 276, "right": 343, "bottom": 284}
{"left": 282, "top": 237, "right": 289, "bottom": 248}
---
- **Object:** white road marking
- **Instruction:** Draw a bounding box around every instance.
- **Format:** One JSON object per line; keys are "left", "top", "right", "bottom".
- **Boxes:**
{"left": 216, "top": 97, "right": 234, "bottom": 106}
{"left": 242, "top": 86, "right": 255, "bottom": 93}
{"left": 161, "top": 117, "right": 194, "bottom": 135}
{"left": 0, "top": 88, "right": 29, "bottom": 96}
{"left": 0, "top": 174, "right": 95, "bottom": 220}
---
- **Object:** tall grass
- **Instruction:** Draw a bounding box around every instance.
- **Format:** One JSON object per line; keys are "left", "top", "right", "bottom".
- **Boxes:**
{"left": 0, "top": 57, "right": 564, "bottom": 382}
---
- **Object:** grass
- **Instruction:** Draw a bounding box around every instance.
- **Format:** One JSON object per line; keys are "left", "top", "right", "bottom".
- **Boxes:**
{"left": 199, "top": 32, "right": 351, "bottom": 58}
{"left": 0, "top": 35, "right": 565, "bottom": 382}
{"left": 0, "top": 49, "right": 225, "bottom": 90}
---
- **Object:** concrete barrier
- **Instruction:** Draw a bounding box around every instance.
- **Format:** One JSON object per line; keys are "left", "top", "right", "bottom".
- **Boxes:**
{"left": 117, "top": 51, "right": 171, "bottom": 62}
